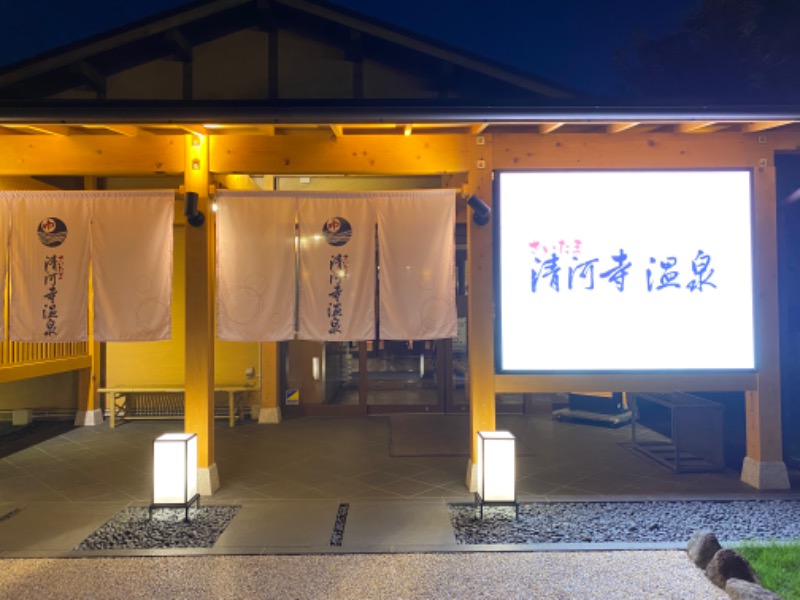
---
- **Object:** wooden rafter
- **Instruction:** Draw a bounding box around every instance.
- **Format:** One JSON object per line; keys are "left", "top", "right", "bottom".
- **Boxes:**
{"left": 13, "top": 125, "right": 71, "bottom": 136}
{"left": 742, "top": 121, "right": 793, "bottom": 133}
{"left": 607, "top": 122, "right": 639, "bottom": 134}
{"left": 330, "top": 124, "right": 344, "bottom": 138}
{"left": 470, "top": 123, "right": 488, "bottom": 135}
{"left": 180, "top": 125, "right": 208, "bottom": 137}
{"left": 539, "top": 123, "right": 564, "bottom": 134}
{"left": 676, "top": 122, "right": 717, "bottom": 133}
{"left": 98, "top": 125, "right": 141, "bottom": 137}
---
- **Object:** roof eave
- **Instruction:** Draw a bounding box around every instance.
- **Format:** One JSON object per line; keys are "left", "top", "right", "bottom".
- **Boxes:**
{"left": 0, "top": 101, "right": 799, "bottom": 125}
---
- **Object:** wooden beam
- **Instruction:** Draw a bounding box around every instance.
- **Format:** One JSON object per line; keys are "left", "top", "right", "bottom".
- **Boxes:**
{"left": 165, "top": 28, "right": 193, "bottom": 62}
{"left": 71, "top": 61, "right": 106, "bottom": 95}
{"left": 676, "top": 122, "right": 717, "bottom": 133}
{"left": 607, "top": 122, "right": 639, "bottom": 134}
{"left": 496, "top": 372, "right": 757, "bottom": 394}
{"left": 0, "top": 135, "right": 184, "bottom": 176}
{"left": 349, "top": 29, "right": 363, "bottom": 99}
{"left": 210, "top": 134, "right": 469, "bottom": 175}
{"left": 330, "top": 124, "right": 344, "bottom": 138}
{"left": 257, "top": 125, "right": 276, "bottom": 136}
{"left": 539, "top": 123, "right": 564, "bottom": 134}
{"left": 0, "top": 357, "right": 92, "bottom": 384}
{"left": 257, "top": 0, "right": 277, "bottom": 31}
{"left": 742, "top": 121, "right": 793, "bottom": 133}
{"left": 0, "top": 176, "right": 60, "bottom": 190}
{"left": 492, "top": 131, "right": 764, "bottom": 169}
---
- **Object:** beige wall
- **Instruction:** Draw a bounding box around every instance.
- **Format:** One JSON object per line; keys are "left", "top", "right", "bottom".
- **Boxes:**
{"left": 107, "top": 59, "right": 183, "bottom": 100}
{"left": 194, "top": 30, "right": 270, "bottom": 100}
{"left": 278, "top": 30, "right": 352, "bottom": 99}
{"left": 364, "top": 58, "right": 437, "bottom": 99}
{"left": 45, "top": 27, "right": 446, "bottom": 102}
{"left": 0, "top": 372, "right": 78, "bottom": 410}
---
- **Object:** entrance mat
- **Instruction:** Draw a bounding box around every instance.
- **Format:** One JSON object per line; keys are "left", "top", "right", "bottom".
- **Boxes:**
{"left": 75, "top": 505, "right": 240, "bottom": 550}
{"left": 389, "top": 414, "right": 535, "bottom": 457}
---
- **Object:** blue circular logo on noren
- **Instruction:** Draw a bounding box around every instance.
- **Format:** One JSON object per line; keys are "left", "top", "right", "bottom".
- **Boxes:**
{"left": 322, "top": 217, "right": 352, "bottom": 246}
{"left": 37, "top": 217, "right": 68, "bottom": 247}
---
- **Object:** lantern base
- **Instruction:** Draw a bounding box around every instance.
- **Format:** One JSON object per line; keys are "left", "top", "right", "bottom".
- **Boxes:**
{"left": 149, "top": 493, "right": 200, "bottom": 522}
{"left": 474, "top": 493, "right": 518, "bottom": 520}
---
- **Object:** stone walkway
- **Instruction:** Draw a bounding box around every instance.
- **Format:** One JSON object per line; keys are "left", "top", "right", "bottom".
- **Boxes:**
{"left": 0, "top": 552, "right": 727, "bottom": 599}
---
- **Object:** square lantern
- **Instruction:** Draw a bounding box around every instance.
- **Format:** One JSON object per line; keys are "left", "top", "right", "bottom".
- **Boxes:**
{"left": 476, "top": 430, "right": 517, "bottom": 519}
{"left": 151, "top": 432, "right": 199, "bottom": 521}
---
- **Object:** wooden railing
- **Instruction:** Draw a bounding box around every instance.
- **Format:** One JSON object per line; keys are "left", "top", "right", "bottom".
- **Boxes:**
{"left": 0, "top": 336, "right": 91, "bottom": 384}
{"left": 1, "top": 340, "right": 89, "bottom": 366}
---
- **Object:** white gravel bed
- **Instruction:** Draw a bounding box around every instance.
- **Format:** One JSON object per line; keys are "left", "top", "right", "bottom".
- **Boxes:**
{"left": 450, "top": 499, "right": 800, "bottom": 544}
{"left": 0, "top": 553, "right": 727, "bottom": 599}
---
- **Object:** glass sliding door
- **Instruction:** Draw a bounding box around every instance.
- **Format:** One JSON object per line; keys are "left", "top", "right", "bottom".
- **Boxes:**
{"left": 364, "top": 339, "right": 444, "bottom": 412}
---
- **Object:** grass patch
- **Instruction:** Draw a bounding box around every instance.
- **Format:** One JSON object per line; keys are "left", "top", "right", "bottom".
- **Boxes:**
{"left": 734, "top": 540, "right": 800, "bottom": 599}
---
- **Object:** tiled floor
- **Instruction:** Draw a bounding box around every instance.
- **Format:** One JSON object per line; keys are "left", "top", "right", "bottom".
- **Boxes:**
{"left": 0, "top": 413, "right": 797, "bottom": 557}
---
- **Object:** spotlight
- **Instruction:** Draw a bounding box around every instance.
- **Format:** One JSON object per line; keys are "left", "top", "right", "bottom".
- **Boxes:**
{"left": 466, "top": 195, "right": 491, "bottom": 226}
{"left": 184, "top": 191, "right": 205, "bottom": 227}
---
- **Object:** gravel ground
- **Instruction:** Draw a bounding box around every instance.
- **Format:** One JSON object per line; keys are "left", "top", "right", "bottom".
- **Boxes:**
{"left": 75, "top": 506, "right": 240, "bottom": 550}
{"left": 450, "top": 499, "right": 800, "bottom": 544}
{"left": 0, "top": 553, "right": 727, "bottom": 600}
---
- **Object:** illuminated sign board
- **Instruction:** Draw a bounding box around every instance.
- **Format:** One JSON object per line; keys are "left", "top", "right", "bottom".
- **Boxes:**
{"left": 495, "top": 170, "right": 755, "bottom": 372}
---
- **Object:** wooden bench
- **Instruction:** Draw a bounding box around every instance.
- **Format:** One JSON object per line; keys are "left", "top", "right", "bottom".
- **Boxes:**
{"left": 97, "top": 386, "right": 258, "bottom": 429}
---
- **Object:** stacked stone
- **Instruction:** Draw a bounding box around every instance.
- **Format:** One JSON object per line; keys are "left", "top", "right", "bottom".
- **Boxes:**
{"left": 687, "top": 530, "right": 782, "bottom": 600}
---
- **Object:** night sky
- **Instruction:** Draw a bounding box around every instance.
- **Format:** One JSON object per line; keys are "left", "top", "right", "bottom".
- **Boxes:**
{"left": 0, "top": 0, "right": 700, "bottom": 97}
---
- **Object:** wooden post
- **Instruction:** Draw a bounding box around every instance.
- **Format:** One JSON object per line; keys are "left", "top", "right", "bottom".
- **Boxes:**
{"left": 258, "top": 342, "right": 282, "bottom": 423}
{"left": 183, "top": 133, "right": 219, "bottom": 495}
{"left": 742, "top": 165, "right": 790, "bottom": 489}
{"left": 465, "top": 134, "right": 496, "bottom": 492}
{"left": 76, "top": 176, "right": 103, "bottom": 426}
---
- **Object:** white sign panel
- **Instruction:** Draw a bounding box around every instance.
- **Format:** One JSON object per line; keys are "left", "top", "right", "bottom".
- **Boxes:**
{"left": 496, "top": 170, "right": 755, "bottom": 371}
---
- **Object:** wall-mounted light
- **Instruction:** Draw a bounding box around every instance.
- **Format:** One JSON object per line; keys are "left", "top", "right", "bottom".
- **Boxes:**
{"left": 211, "top": 201, "right": 218, "bottom": 213}
{"left": 476, "top": 430, "right": 517, "bottom": 519}
{"left": 466, "top": 195, "right": 491, "bottom": 226}
{"left": 312, "top": 356, "right": 320, "bottom": 381}
{"left": 151, "top": 432, "right": 199, "bottom": 522}
{"left": 184, "top": 191, "right": 205, "bottom": 227}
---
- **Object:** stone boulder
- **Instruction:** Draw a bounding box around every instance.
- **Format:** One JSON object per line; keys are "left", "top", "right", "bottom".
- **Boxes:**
{"left": 726, "top": 578, "right": 782, "bottom": 600}
{"left": 687, "top": 530, "right": 722, "bottom": 569}
{"left": 705, "top": 549, "right": 760, "bottom": 589}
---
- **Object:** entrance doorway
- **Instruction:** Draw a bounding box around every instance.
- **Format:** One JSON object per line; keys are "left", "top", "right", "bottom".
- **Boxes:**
{"left": 282, "top": 337, "right": 466, "bottom": 415}
{"left": 274, "top": 176, "right": 468, "bottom": 416}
